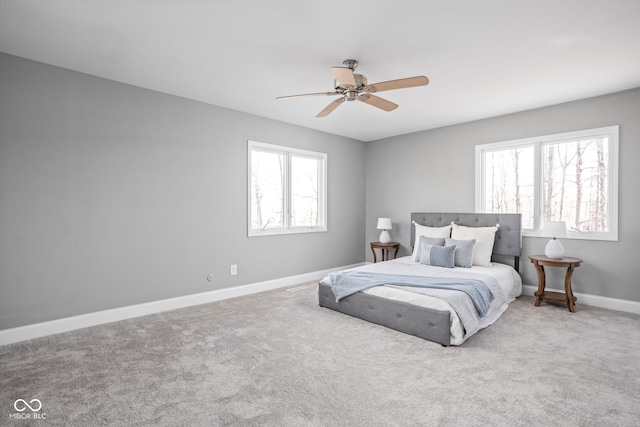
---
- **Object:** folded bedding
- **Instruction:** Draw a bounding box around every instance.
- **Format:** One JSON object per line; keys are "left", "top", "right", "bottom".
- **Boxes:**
{"left": 329, "top": 271, "right": 494, "bottom": 317}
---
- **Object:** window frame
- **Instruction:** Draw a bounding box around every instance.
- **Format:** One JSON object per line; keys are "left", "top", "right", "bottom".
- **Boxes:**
{"left": 475, "top": 126, "right": 619, "bottom": 241}
{"left": 248, "top": 140, "right": 327, "bottom": 237}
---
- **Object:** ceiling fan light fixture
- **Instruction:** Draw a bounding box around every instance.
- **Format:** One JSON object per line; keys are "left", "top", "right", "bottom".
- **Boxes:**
{"left": 346, "top": 90, "right": 359, "bottom": 101}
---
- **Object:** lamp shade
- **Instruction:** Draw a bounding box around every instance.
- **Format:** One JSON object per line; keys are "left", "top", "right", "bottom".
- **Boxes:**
{"left": 542, "top": 221, "right": 567, "bottom": 238}
{"left": 377, "top": 218, "right": 392, "bottom": 230}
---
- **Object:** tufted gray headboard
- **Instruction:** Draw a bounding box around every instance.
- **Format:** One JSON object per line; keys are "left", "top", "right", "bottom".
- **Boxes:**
{"left": 410, "top": 212, "right": 522, "bottom": 271}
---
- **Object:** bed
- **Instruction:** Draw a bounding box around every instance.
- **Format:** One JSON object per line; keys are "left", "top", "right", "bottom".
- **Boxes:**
{"left": 318, "top": 213, "right": 522, "bottom": 346}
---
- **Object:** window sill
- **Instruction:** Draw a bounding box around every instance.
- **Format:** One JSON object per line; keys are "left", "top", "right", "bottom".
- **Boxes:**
{"left": 248, "top": 227, "right": 327, "bottom": 237}
{"left": 523, "top": 230, "right": 618, "bottom": 242}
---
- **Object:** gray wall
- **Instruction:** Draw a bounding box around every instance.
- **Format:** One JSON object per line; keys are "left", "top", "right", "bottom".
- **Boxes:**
{"left": 365, "top": 88, "right": 640, "bottom": 302}
{"left": 0, "top": 53, "right": 366, "bottom": 329}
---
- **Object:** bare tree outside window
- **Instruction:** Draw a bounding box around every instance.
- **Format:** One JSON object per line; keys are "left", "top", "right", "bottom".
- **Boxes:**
{"left": 477, "top": 126, "right": 618, "bottom": 241}
{"left": 543, "top": 138, "right": 608, "bottom": 232}
{"left": 291, "top": 156, "right": 319, "bottom": 227}
{"left": 248, "top": 141, "right": 327, "bottom": 236}
{"left": 250, "top": 150, "right": 285, "bottom": 230}
{"left": 484, "top": 146, "right": 534, "bottom": 229}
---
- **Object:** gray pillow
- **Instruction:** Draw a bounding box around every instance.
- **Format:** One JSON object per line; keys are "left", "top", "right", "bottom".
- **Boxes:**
{"left": 445, "top": 237, "right": 476, "bottom": 268}
{"left": 413, "top": 236, "right": 446, "bottom": 262}
{"left": 419, "top": 243, "right": 455, "bottom": 268}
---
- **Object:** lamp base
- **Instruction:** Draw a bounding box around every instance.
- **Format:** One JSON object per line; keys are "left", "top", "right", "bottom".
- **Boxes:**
{"left": 379, "top": 230, "right": 391, "bottom": 244}
{"left": 545, "top": 238, "right": 565, "bottom": 259}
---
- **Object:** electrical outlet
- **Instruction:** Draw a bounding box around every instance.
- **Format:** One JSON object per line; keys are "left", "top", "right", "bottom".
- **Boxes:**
{"left": 230, "top": 264, "right": 237, "bottom": 276}
{"left": 207, "top": 274, "right": 214, "bottom": 282}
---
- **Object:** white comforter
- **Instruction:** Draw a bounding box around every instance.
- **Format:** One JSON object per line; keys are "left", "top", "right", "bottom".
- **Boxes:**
{"left": 320, "top": 256, "right": 522, "bottom": 345}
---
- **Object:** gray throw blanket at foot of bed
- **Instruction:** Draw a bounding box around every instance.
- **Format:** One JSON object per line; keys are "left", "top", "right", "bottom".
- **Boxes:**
{"left": 329, "top": 271, "right": 494, "bottom": 317}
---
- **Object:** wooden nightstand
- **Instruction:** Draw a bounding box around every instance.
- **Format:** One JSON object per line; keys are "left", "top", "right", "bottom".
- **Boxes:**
{"left": 370, "top": 242, "right": 400, "bottom": 263}
{"left": 529, "top": 255, "right": 583, "bottom": 312}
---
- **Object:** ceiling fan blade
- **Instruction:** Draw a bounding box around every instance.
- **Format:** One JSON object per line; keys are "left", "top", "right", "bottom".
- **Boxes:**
{"left": 316, "top": 97, "right": 345, "bottom": 118}
{"left": 357, "top": 94, "right": 398, "bottom": 112}
{"left": 331, "top": 67, "right": 357, "bottom": 87}
{"left": 276, "top": 91, "right": 341, "bottom": 100}
{"left": 363, "top": 76, "right": 429, "bottom": 93}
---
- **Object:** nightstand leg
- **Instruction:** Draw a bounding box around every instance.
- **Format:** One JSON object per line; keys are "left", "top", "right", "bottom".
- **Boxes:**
{"left": 565, "top": 265, "right": 576, "bottom": 313}
{"left": 371, "top": 246, "right": 377, "bottom": 263}
{"left": 534, "top": 264, "right": 546, "bottom": 307}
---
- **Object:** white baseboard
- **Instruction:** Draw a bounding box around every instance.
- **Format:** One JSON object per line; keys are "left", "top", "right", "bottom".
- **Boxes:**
{"left": 0, "top": 263, "right": 364, "bottom": 346}
{"left": 522, "top": 285, "right": 640, "bottom": 315}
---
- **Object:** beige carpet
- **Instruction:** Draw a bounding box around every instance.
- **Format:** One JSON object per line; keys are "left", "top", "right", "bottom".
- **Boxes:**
{"left": 2, "top": 283, "right": 640, "bottom": 426}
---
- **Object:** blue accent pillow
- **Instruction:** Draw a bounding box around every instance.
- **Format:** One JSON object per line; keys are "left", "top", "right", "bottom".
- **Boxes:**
{"left": 445, "top": 237, "right": 476, "bottom": 268}
{"left": 418, "top": 243, "right": 456, "bottom": 268}
{"left": 413, "top": 236, "right": 445, "bottom": 262}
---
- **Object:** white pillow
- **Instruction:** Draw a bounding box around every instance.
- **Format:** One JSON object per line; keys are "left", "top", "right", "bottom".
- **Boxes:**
{"left": 451, "top": 224, "right": 498, "bottom": 267}
{"left": 411, "top": 222, "right": 452, "bottom": 259}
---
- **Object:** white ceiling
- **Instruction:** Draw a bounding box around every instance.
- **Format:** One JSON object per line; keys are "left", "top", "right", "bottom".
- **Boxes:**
{"left": 2, "top": 0, "right": 640, "bottom": 142}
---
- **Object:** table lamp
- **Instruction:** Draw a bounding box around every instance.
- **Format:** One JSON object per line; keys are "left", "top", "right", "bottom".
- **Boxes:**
{"left": 377, "top": 218, "right": 392, "bottom": 243}
{"left": 543, "top": 221, "right": 567, "bottom": 259}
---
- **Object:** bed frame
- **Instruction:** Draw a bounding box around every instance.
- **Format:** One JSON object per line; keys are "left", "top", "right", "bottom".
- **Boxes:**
{"left": 318, "top": 212, "right": 522, "bottom": 346}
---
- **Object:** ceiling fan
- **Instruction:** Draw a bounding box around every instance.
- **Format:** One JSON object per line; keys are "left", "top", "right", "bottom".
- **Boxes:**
{"left": 276, "top": 59, "right": 429, "bottom": 118}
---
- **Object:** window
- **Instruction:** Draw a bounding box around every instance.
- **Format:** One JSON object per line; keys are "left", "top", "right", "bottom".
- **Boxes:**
{"left": 475, "top": 126, "right": 618, "bottom": 241}
{"left": 248, "top": 141, "right": 327, "bottom": 236}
